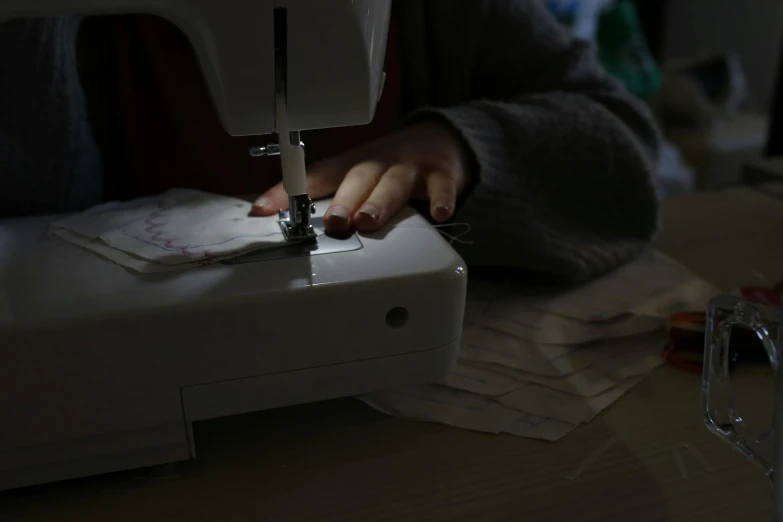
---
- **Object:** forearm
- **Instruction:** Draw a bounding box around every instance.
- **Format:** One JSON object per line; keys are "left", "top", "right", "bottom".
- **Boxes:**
{"left": 402, "top": 0, "right": 663, "bottom": 283}
{"left": 416, "top": 88, "right": 660, "bottom": 283}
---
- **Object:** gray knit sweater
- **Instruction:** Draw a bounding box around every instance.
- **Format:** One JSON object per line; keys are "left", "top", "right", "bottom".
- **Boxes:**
{"left": 0, "top": 0, "right": 661, "bottom": 283}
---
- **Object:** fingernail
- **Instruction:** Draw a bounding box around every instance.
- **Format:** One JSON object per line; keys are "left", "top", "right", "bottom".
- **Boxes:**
{"left": 325, "top": 205, "right": 350, "bottom": 228}
{"left": 253, "top": 196, "right": 271, "bottom": 210}
{"left": 432, "top": 202, "right": 452, "bottom": 222}
{"left": 357, "top": 204, "right": 381, "bottom": 222}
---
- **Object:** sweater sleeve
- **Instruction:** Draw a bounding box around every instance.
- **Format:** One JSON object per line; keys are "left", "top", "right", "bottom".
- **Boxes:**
{"left": 0, "top": 17, "right": 104, "bottom": 218}
{"left": 414, "top": 0, "right": 661, "bottom": 283}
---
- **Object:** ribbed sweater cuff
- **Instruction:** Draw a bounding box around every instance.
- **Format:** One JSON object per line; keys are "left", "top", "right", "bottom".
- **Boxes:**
{"left": 404, "top": 103, "right": 520, "bottom": 206}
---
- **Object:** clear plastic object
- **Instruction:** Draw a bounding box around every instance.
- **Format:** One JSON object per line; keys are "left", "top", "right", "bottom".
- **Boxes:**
{"left": 703, "top": 293, "right": 782, "bottom": 519}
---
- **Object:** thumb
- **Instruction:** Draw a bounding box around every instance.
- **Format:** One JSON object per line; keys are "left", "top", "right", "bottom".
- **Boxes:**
{"left": 250, "top": 157, "right": 347, "bottom": 217}
{"left": 251, "top": 182, "right": 288, "bottom": 216}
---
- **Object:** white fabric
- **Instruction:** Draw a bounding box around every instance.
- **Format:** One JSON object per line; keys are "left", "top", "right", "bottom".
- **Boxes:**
{"left": 51, "top": 189, "right": 316, "bottom": 273}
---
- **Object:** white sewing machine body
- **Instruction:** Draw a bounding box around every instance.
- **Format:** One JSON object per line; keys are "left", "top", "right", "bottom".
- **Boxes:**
{"left": 0, "top": 0, "right": 466, "bottom": 491}
{"left": 0, "top": 200, "right": 467, "bottom": 490}
{"left": 1, "top": 0, "right": 390, "bottom": 136}
{"left": 2, "top": 0, "right": 392, "bottom": 235}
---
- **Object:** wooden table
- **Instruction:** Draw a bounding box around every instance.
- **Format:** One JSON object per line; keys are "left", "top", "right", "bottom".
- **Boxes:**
{"left": 2, "top": 185, "right": 782, "bottom": 522}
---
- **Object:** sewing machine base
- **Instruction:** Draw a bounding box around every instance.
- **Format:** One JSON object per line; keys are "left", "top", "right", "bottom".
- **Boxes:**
{"left": 0, "top": 201, "right": 466, "bottom": 491}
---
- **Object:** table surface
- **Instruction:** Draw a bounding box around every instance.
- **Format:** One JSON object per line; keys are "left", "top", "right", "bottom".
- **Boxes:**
{"left": 2, "top": 184, "right": 782, "bottom": 522}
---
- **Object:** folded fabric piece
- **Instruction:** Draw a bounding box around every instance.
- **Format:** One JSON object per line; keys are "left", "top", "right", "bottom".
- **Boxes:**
{"left": 363, "top": 385, "right": 528, "bottom": 435}
{"left": 51, "top": 189, "right": 320, "bottom": 273}
{"left": 496, "top": 375, "right": 644, "bottom": 425}
{"left": 360, "top": 331, "right": 659, "bottom": 440}
{"left": 459, "top": 324, "right": 622, "bottom": 376}
{"left": 466, "top": 299, "right": 665, "bottom": 345}
{"left": 360, "top": 383, "right": 577, "bottom": 441}
{"left": 445, "top": 330, "right": 665, "bottom": 398}
{"left": 467, "top": 249, "right": 719, "bottom": 321}
{"left": 359, "top": 381, "right": 606, "bottom": 442}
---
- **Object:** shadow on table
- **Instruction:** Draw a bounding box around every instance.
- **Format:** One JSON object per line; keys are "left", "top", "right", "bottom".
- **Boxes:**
{"left": 0, "top": 399, "right": 685, "bottom": 522}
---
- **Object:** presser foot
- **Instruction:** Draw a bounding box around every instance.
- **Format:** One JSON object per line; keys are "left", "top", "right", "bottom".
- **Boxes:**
{"left": 278, "top": 194, "right": 317, "bottom": 243}
{"left": 277, "top": 211, "right": 317, "bottom": 242}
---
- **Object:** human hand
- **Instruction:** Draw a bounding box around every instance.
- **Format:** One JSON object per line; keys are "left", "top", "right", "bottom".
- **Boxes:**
{"left": 251, "top": 120, "right": 472, "bottom": 235}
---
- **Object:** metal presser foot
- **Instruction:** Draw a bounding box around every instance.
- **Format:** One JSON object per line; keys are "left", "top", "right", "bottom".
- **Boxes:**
{"left": 278, "top": 193, "right": 317, "bottom": 242}
{"left": 248, "top": 143, "right": 317, "bottom": 244}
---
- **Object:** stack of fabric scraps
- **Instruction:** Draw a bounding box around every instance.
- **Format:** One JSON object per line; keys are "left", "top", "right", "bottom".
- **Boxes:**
{"left": 49, "top": 189, "right": 320, "bottom": 273}
{"left": 360, "top": 250, "right": 719, "bottom": 441}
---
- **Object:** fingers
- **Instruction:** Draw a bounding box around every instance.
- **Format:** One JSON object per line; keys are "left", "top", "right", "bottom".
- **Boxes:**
{"left": 323, "top": 160, "right": 386, "bottom": 234}
{"left": 253, "top": 164, "right": 457, "bottom": 234}
{"left": 352, "top": 162, "right": 418, "bottom": 233}
{"left": 426, "top": 171, "right": 459, "bottom": 222}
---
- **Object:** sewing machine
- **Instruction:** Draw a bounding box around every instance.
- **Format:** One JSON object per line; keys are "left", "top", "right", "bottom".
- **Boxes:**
{"left": 0, "top": 0, "right": 467, "bottom": 490}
